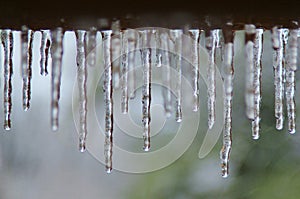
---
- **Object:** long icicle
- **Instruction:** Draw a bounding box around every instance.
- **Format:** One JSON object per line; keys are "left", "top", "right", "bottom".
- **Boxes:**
{"left": 40, "top": 30, "right": 51, "bottom": 76}
{"left": 50, "top": 28, "right": 64, "bottom": 131}
{"left": 161, "top": 32, "right": 172, "bottom": 117}
{"left": 220, "top": 24, "right": 234, "bottom": 178}
{"left": 86, "top": 27, "right": 97, "bottom": 67}
{"left": 206, "top": 29, "right": 220, "bottom": 129}
{"left": 252, "top": 28, "right": 263, "bottom": 139}
{"left": 272, "top": 27, "right": 285, "bottom": 130}
{"left": 189, "top": 30, "right": 200, "bottom": 112}
{"left": 121, "top": 30, "right": 129, "bottom": 114}
{"left": 75, "top": 30, "right": 88, "bottom": 152}
{"left": 1, "top": 30, "right": 13, "bottom": 130}
{"left": 102, "top": 30, "right": 113, "bottom": 172}
{"left": 141, "top": 30, "right": 151, "bottom": 151}
{"left": 21, "top": 26, "right": 34, "bottom": 111}
{"left": 286, "top": 27, "right": 298, "bottom": 134}
{"left": 171, "top": 30, "right": 183, "bottom": 122}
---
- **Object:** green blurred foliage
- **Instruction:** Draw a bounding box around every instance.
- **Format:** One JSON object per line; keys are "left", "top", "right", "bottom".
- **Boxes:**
{"left": 124, "top": 31, "right": 300, "bottom": 199}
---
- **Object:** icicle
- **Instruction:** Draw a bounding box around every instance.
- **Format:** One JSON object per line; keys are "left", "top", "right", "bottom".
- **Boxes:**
{"left": 189, "top": 30, "right": 200, "bottom": 112}
{"left": 272, "top": 27, "right": 285, "bottom": 130}
{"left": 206, "top": 29, "right": 220, "bottom": 129}
{"left": 75, "top": 30, "right": 88, "bottom": 152}
{"left": 127, "top": 30, "right": 137, "bottom": 99}
{"left": 160, "top": 32, "right": 172, "bottom": 117}
{"left": 50, "top": 28, "right": 64, "bottom": 131}
{"left": 111, "top": 20, "right": 121, "bottom": 89}
{"left": 286, "top": 27, "right": 298, "bottom": 134}
{"left": 121, "top": 30, "right": 129, "bottom": 114}
{"left": 171, "top": 30, "right": 183, "bottom": 122}
{"left": 251, "top": 28, "right": 263, "bottom": 139}
{"left": 21, "top": 26, "right": 34, "bottom": 111}
{"left": 40, "top": 30, "right": 51, "bottom": 76}
{"left": 155, "top": 31, "right": 162, "bottom": 67}
{"left": 244, "top": 25, "right": 256, "bottom": 121}
{"left": 86, "top": 27, "right": 97, "bottom": 66}
{"left": 102, "top": 30, "right": 113, "bottom": 172}
{"left": 1, "top": 30, "right": 13, "bottom": 130}
{"left": 220, "top": 24, "right": 234, "bottom": 178}
{"left": 140, "top": 30, "right": 151, "bottom": 151}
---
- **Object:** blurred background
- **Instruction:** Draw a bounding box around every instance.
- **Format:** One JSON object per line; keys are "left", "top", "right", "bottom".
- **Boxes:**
{"left": 0, "top": 30, "right": 300, "bottom": 199}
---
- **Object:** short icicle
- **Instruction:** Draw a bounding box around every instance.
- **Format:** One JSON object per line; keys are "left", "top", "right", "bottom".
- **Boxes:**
{"left": 40, "top": 30, "right": 51, "bottom": 76}
{"left": 171, "top": 30, "right": 183, "bottom": 122}
{"left": 121, "top": 30, "right": 129, "bottom": 114}
{"left": 206, "top": 29, "right": 220, "bottom": 129}
{"left": 86, "top": 27, "right": 97, "bottom": 66}
{"left": 252, "top": 28, "right": 263, "bottom": 139}
{"left": 75, "top": 30, "right": 88, "bottom": 152}
{"left": 155, "top": 30, "right": 162, "bottom": 67}
{"left": 127, "top": 29, "right": 137, "bottom": 99}
{"left": 21, "top": 26, "right": 34, "bottom": 111}
{"left": 271, "top": 27, "right": 285, "bottom": 130}
{"left": 50, "top": 28, "right": 64, "bottom": 131}
{"left": 244, "top": 24, "right": 256, "bottom": 138}
{"left": 102, "top": 30, "right": 114, "bottom": 172}
{"left": 285, "top": 26, "right": 298, "bottom": 134}
{"left": 160, "top": 32, "right": 172, "bottom": 117}
{"left": 189, "top": 29, "right": 200, "bottom": 112}
{"left": 111, "top": 20, "right": 121, "bottom": 89}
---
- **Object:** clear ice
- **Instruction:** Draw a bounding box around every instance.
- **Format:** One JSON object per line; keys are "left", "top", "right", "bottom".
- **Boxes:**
{"left": 272, "top": 27, "right": 286, "bottom": 130}
{"left": 206, "top": 29, "right": 220, "bottom": 129}
{"left": 170, "top": 30, "right": 183, "bottom": 122}
{"left": 40, "top": 30, "right": 51, "bottom": 76}
{"left": 252, "top": 28, "right": 263, "bottom": 139}
{"left": 160, "top": 32, "right": 172, "bottom": 117}
{"left": 102, "top": 30, "right": 114, "bottom": 172}
{"left": 1, "top": 30, "right": 14, "bottom": 130}
{"left": 285, "top": 28, "right": 298, "bottom": 134}
{"left": 140, "top": 30, "right": 151, "bottom": 151}
{"left": 121, "top": 30, "right": 129, "bottom": 114}
{"left": 50, "top": 28, "right": 64, "bottom": 131}
{"left": 86, "top": 27, "right": 97, "bottom": 66}
{"left": 220, "top": 24, "right": 234, "bottom": 178}
{"left": 75, "top": 30, "right": 88, "bottom": 152}
{"left": 21, "top": 26, "right": 34, "bottom": 111}
{"left": 189, "top": 30, "right": 200, "bottom": 112}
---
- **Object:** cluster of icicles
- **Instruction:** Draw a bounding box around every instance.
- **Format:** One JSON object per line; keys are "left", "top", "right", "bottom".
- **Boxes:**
{"left": 0, "top": 22, "right": 298, "bottom": 178}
